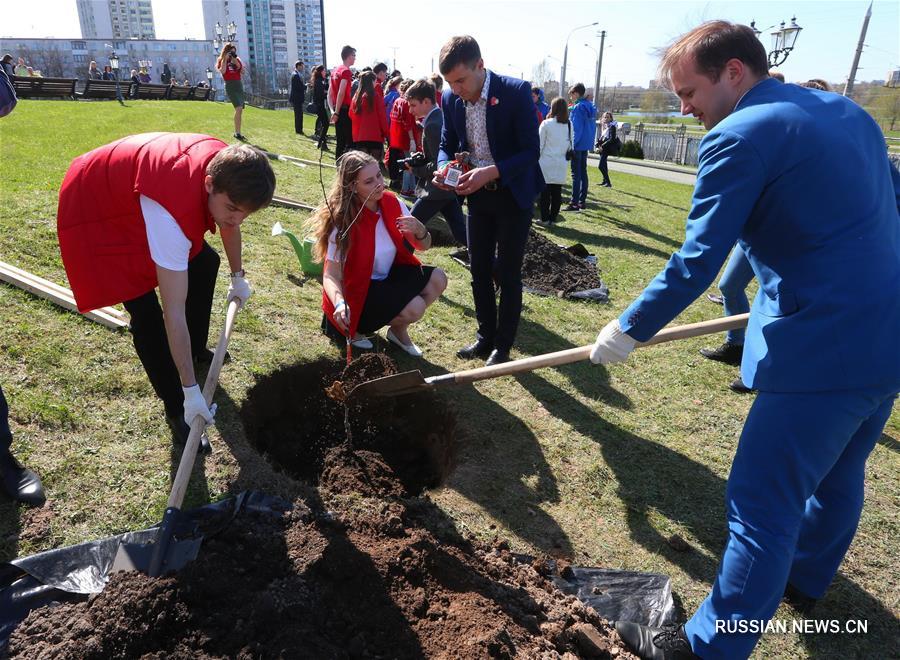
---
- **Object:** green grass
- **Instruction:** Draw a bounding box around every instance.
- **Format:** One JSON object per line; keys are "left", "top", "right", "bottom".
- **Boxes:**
{"left": 1, "top": 100, "right": 898, "bottom": 658}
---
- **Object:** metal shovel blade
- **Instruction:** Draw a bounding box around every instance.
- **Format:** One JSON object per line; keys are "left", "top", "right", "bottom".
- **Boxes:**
{"left": 346, "top": 369, "right": 430, "bottom": 399}
{"left": 110, "top": 507, "right": 202, "bottom": 575}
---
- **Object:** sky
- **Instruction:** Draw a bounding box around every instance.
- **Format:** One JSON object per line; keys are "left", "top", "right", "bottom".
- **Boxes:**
{"left": 4, "top": 0, "right": 898, "bottom": 86}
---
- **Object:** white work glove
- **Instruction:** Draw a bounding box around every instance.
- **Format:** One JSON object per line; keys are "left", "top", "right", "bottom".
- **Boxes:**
{"left": 183, "top": 384, "right": 217, "bottom": 427}
{"left": 590, "top": 319, "right": 637, "bottom": 365}
{"left": 227, "top": 272, "right": 252, "bottom": 308}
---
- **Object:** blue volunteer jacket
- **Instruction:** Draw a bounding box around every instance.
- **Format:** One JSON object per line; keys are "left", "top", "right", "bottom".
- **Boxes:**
{"left": 570, "top": 98, "right": 597, "bottom": 150}
{"left": 438, "top": 70, "right": 544, "bottom": 211}
{"left": 620, "top": 78, "right": 900, "bottom": 392}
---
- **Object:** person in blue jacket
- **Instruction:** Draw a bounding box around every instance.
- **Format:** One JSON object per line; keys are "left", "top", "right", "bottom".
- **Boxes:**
{"left": 435, "top": 35, "right": 544, "bottom": 366}
{"left": 565, "top": 82, "right": 597, "bottom": 211}
{"left": 590, "top": 21, "right": 900, "bottom": 660}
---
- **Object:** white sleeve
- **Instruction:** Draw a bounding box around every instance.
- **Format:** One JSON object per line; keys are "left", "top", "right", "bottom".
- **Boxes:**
{"left": 398, "top": 198, "right": 411, "bottom": 216}
{"left": 140, "top": 195, "right": 191, "bottom": 271}
{"left": 325, "top": 228, "right": 342, "bottom": 262}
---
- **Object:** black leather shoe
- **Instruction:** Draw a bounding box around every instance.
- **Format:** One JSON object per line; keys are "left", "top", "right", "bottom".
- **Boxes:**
{"left": 729, "top": 376, "right": 754, "bottom": 394}
{"left": 193, "top": 348, "right": 231, "bottom": 367}
{"left": 615, "top": 622, "right": 699, "bottom": 660}
{"left": 456, "top": 341, "right": 493, "bottom": 360}
{"left": 0, "top": 451, "right": 46, "bottom": 506}
{"left": 699, "top": 341, "right": 743, "bottom": 366}
{"left": 784, "top": 582, "right": 818, "bottom": 615}
{"left": 166, "top": 415, "right": 212, "bottom": 455}
{"left": 485, "top": 349, "right": 511, "bottom": 366}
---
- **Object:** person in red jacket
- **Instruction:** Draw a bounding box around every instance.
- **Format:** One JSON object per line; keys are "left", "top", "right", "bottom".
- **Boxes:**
{"left": 349, "top": 71, "right": 389, "bottom": 164}
{"left": 310, "top": 151, "right": 447, "bottom": 357}
{"left": 57, "top": 133, "right": 275, "bottom": 448}
{"left": 387, "top": 79, "right": 421, "bottom": 193}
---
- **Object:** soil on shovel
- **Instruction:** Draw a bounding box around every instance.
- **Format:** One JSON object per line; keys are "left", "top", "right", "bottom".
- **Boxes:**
{"left": 9, "top": 355, "right": 636, "bottom": 659}
{"left": 522, "top": 230, "right": 604, "bottom": 297}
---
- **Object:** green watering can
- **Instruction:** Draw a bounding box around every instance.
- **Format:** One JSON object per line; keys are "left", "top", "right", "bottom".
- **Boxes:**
{"left": 272, "top": 221, "right": 323, "bottom": 276}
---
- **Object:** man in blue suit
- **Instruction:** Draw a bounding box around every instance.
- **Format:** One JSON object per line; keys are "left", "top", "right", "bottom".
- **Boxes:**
{"left": 435, "top": 35, "right": 544, "bottom": 365}
{"left": 590, "top": 21, "right": 900, "bottom": 660}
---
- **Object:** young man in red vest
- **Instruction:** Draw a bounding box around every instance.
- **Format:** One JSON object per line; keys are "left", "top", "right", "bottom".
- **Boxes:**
{"left": 57, "top": 133, "right": 275, "bottom": 449}
{"left": 329, "top": 45, "right": 356, "bottom": 158}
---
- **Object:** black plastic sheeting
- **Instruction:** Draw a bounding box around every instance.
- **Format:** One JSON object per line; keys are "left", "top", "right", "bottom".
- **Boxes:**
{"left": 553, "top": 567, "right": 676, "bottom": 627}
{"left": 0, "top": 491, "right": 290, "bottom": 652}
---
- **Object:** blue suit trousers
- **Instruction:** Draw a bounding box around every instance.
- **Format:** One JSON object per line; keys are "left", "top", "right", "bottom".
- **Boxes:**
{"left": 718, "top": 245, "right": 755, "bottom": 345}
{"left": 685, "top": 385, "right": 897, "bottom": 659}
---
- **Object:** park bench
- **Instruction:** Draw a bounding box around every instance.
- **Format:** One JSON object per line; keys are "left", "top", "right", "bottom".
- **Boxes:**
{"left": 166, "top": 85, "right": 193, "bottom": 100}
{"left": 10, "top": 75, "right": 77, "bottom": 99}
{"left": 193, "top": 86, "right": 212, "bottom": 101}
{"left": 132, "top": 82, "right": 169, "bottom": 100}
{"left": 80, "top": 79, "right": 130, "bottom": 100}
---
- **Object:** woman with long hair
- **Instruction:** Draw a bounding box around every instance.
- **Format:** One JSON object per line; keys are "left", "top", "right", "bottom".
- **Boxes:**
{"left": 538, "top": 97, "right": 570, "bottom": 225}
{"left": 349, "top": 71, "right": 389, "bottom": 163}
{"left": 216, "top": 42, "right": 246, "bottom": 140}
{"left": 596, "top": 111, "right": 619, "bottom": 187}
{"left": 310, "top": 64, "right": 329, "bottom": 150}
{"left": 309, "top": 151, "right": 447, "bottom": 356}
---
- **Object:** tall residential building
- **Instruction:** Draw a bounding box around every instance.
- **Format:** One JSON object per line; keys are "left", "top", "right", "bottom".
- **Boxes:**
{"left": 202, "top": 0, "right": 325, "bottom": 95}
{"left": 77, "top": 0, "right": 156, "bottom": 40}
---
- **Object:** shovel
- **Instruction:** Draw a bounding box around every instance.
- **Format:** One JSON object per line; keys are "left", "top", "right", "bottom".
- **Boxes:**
{"left": 111, "top": 298, "right": 241, "bottom": 577}
{"left": 347, "top": 313, "right": 750, "bottom": 399}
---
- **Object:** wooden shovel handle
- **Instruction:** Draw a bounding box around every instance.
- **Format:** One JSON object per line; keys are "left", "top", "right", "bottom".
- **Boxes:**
{"left": 167, "top": 298, "right": 241, "bottom": 509}
{"left": 442, "top": 313, "right": 750, "bottom": 387}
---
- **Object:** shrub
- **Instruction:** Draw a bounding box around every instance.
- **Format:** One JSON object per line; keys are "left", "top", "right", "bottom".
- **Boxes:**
{"left": 620, "top": 140, "right": 644, "bottom": 159}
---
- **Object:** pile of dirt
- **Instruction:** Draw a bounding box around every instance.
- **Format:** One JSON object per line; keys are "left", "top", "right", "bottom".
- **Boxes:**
{"left": 8, "top": 355, "right": 634, "bottom": 658}
{"left": 522, "top": 230, "right": 604, "bottom": 297}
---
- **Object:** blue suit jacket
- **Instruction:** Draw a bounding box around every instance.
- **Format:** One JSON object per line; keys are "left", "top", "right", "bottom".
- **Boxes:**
{"left": 620, "top": 78, "right": 900, "bottom": 392}
{"left": 438, "top": 71, "right": 544, "bottom": 210}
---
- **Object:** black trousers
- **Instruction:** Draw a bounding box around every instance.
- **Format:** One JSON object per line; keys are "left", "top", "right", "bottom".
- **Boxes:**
{"left": 598, "top": 153, "right": 611, "bottom": 184}
{"left": 466, "top": 187, "right": 531, "bottom": 352}
{"left": 411, "top": 195, "right": 468, "bottom": 246}
{"left": 315, "top": 105, "right": 329, "bottom": 146}
{"left": 387, "top": 147, "right": 405, "bottom": 190}
{"left": 539, "top": 184, "right": 562, "bottom": 223}
{"left": 122, "top": 242, "right": 220, "bottom": 418}
{"left": 0, "top": 385, "right": 11, "bottom": 453}
{"left": 334, "top": 107, "right": 352, "bottom": 158}
{"left": 293, "top": 101, "right": 305, "bottom": 134}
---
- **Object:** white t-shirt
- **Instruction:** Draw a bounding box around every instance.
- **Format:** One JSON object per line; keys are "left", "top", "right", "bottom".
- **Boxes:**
{"left": 326, "top": 199, "right": 411, "bottom": 281}
{"left": 140, "top": 195, "right": 191, "bottom": 271}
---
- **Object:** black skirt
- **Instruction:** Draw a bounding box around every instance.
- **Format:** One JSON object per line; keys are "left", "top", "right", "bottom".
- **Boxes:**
{"left": 321, "top": 263, "right": 435, "bottom": 338}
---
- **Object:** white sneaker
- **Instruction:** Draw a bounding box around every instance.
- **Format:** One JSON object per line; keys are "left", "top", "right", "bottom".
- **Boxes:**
{"left": 350, "top": 335, "right": 373, "bottom": 350}
{"left": 386, "top": 328, "right": 423, "bottom": 357}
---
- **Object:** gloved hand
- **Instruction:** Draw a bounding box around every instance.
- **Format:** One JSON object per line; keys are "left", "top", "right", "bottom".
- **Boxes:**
{"left": 183, "top": 384, "right": 217, "bottom": 427}
{"left": 590, "top": 319, "right": 637, "bottom": 365}
{"left": 227, "top": 272, "right": 252, "bottom": 308}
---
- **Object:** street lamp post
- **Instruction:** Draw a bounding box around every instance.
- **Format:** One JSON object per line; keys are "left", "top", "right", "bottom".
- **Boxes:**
{"left": 560, "top": 21, "right": 598, "bottom": 98}
{"left": 751, "top": 17, "right": 802, "bottom": 67}
{"left": 108, "top": 49, "right": 124, "bottom": 104}
{"left": 206, "top": 67, "right": 214, "bottom": 99}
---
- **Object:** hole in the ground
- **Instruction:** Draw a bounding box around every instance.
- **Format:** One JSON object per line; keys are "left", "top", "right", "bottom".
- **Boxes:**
{"left": 241, "top": 353, "right": 459, "bottom": 496}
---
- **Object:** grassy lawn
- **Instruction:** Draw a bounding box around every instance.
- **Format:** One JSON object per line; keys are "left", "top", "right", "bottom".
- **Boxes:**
{"left": 1, "top": 99, "right": 897, "bottom": 658}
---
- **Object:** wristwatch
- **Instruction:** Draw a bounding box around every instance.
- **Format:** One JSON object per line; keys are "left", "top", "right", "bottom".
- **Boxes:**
{"left": 230, "top": 269, "right": 245, "bottom": 278}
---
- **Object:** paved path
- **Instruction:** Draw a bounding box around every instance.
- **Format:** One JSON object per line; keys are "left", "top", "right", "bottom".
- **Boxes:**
{"left": 587, "top": 155, "right": 697, "bottom": 186}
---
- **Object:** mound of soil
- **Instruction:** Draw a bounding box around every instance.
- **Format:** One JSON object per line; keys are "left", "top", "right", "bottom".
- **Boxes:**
{"left": 9, "top": 355, "right": 634, "bottom": 658}
{"left": 522, "top": 230, "right": 604, "bottom": 297}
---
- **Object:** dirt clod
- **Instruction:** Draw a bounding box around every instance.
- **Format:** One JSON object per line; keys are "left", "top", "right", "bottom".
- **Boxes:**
{"left": 522, "top": 230, "right": 605, "bottom": 296}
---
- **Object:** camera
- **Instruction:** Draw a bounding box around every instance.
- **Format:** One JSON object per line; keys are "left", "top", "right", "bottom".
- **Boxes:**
{"left": 397, "top": 152, "right": 427, "bottom": 168}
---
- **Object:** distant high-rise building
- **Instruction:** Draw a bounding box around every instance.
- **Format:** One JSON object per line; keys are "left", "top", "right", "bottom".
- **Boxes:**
{"left": 202, "top": 0, "right": 325, "bottom": 95}
{"left": 77, "top": 0, "right": 156, "bottom": 40}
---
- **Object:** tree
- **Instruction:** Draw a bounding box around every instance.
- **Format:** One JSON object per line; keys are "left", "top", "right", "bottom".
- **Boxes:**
{"left": 869, "top": 88, "right": 900, "bottom": 132}
{"left": 640, "top": 89, "right": 670, "bottom": 123}
{"left": 532, "top": 58, "right": 552, "bottom": 87}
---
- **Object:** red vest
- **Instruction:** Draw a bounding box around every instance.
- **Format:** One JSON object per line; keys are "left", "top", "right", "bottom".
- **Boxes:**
{"left": 322, "top": 192, "right": 421, "bottom": 338}
{"left": 57, "top": 133, "right": 225, "bottom": 312}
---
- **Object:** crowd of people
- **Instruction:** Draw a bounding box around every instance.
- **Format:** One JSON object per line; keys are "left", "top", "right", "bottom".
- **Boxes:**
{"left": 1, "top": 21, "right": 898, "bottom": 660}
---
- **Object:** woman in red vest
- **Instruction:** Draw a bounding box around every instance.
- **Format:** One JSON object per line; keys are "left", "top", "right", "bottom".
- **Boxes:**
{"left": 349, "top": 71, "right": 389, "bottom": 165}
{"left": 57, "top": 133, "right": 275, "bottom": 446}
{"left": 310, "top": 151, "right": 447, "bottom": 357}
{"left": 216, "top": 42, "right": 246, "bottom": 140}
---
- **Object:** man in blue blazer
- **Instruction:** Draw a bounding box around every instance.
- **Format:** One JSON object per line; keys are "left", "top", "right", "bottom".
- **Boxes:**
{"left": 435, "top": 35, "right": 544, "bottom": 365}
{"left": 591, "top": 21, "right": 900, "bottom": 660}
